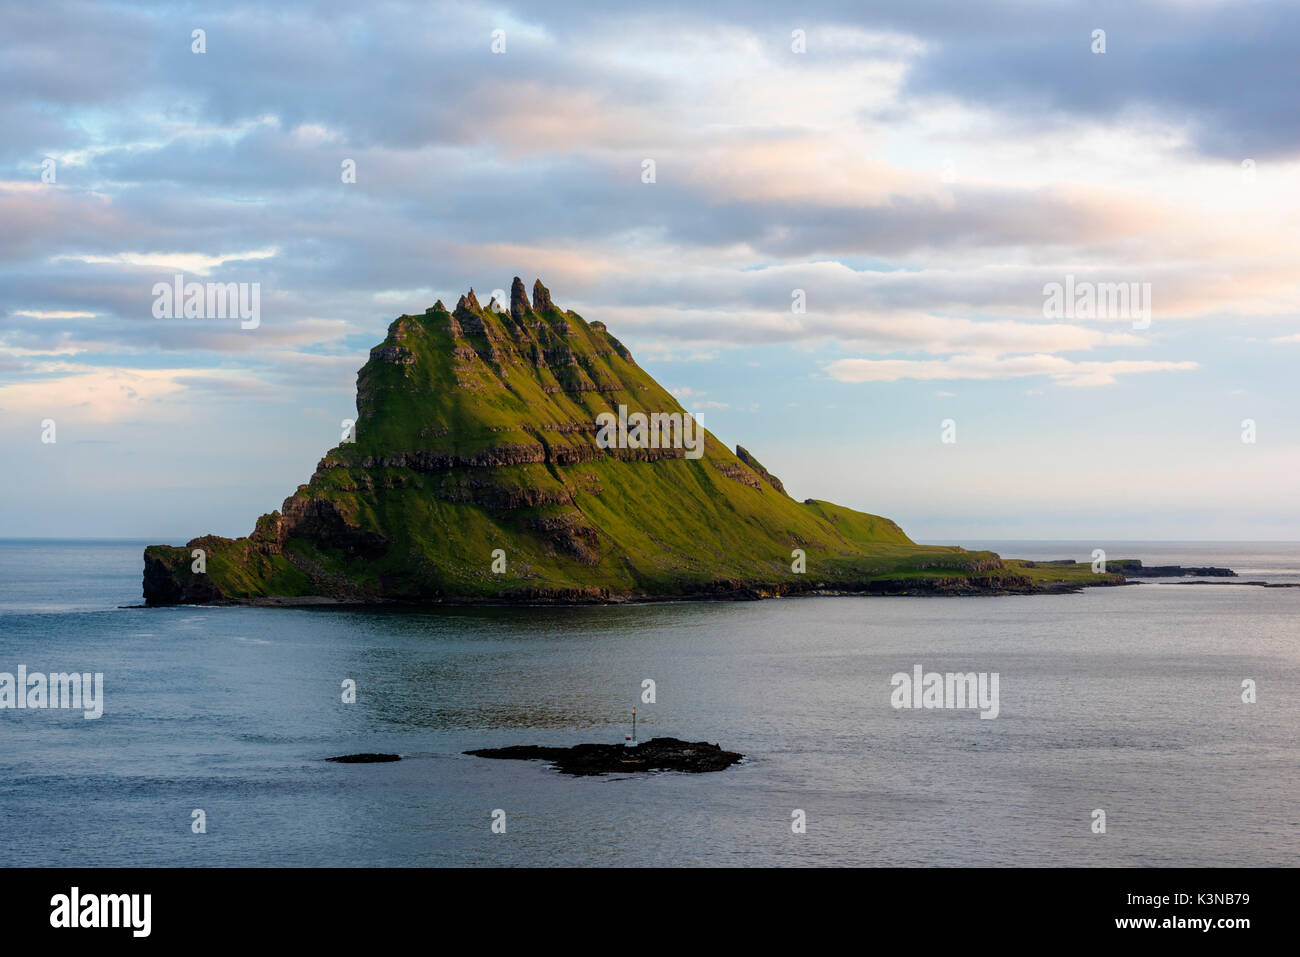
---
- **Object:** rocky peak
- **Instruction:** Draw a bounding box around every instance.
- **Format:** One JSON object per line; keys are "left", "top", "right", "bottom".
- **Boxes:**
{"left": 510, "top": 276, "right": 531, "bottom": 320}
{"left": 532, "top": 279, "right": 553, "bottom": 314}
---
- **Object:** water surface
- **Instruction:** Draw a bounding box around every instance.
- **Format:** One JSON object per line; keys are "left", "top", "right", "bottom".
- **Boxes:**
{"left": 1, "top": 540, "right": 1296, "bottom": 866}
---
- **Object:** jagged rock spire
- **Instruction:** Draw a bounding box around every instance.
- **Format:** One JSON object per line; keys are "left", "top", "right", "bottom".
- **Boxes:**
{"left": 454, "top": 289, "right": 483, "bottom": 314}
{"left": 532, "top": 279, "right": 553, "bottom": 314}
{"left": 452, "top": 281, "right": 552, "bottom": 319}
{"left": 509, "top": 277, "right": 531, "bottom": 320}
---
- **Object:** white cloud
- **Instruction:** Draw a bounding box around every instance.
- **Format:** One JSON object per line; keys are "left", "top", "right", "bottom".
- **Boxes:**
{"left": 52, "top": 248, "right": 278, "bottom": 276}
{"left": 826, "top": 354, "right": 1198, "bottom": 387}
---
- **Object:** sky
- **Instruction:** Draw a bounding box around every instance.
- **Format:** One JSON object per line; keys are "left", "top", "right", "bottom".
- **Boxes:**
{"left": 2, "top": 0, "right": 1299, "bottom": 542}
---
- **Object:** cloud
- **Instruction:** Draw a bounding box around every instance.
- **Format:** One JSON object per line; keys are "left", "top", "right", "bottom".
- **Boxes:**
{"left": 1, "top": 0, "right": 1296, "bottom": 406}
{"left": 825, "top": 354, "right": 1198, "bottom": 387}
{"left": 899, "top": 0, "right": 1300, "bottom": 160}
{"left": 52, "top": 248, "right": 278, "bottom": 276}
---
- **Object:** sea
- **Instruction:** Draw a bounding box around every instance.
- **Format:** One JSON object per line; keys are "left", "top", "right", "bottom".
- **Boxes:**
{"left": 1, "top": 539, "right": 1296, "bottom": 867}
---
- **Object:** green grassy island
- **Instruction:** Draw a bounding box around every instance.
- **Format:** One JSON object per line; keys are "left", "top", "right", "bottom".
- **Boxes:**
{"left": 142, "top": 278, "right": 1129, "bottom": 605}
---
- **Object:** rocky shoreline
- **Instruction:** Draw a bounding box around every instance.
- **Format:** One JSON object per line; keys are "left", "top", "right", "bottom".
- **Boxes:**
{"left": 1021, "top": 558, "right": 1237, "bottom": 578}
{"left": 137, "top": 559, "right": 1241, "bottom": 607}
{"left": 129, "top": 578, "right": 1100, "bottom": 607}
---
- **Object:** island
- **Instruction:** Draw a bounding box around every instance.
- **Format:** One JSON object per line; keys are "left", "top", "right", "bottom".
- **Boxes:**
{"left": 139, "top": 279, "right": 1232, "bottom": 605}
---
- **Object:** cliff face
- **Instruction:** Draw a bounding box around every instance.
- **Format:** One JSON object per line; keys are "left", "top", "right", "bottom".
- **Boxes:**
{"left": 735, "top": 446, "right": 788, "bottom": 496}
{"left": 141, "top": 278, "right": 1049, "bottom": 605}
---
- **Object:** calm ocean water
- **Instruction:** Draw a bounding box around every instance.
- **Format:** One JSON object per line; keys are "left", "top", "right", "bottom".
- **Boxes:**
{"left": 1, "top": 539, "right": 1297, "bottom": 867}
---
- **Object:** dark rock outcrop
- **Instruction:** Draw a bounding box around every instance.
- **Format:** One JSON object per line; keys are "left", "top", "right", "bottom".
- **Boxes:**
{"left": 1109, "top": 559, "right": 1236, "bottom": 578}
{"left": 466, "top": 737, "right": 742, "bottom": 775}
{"left": 509, "top": 276, "right": 531, "bottom": 320}
{"left": 325, "top": 753, "right": 402, "bottom": 763}
{"left": 1019, "top": 559, "right": 1237, "bottom": 578}
{"left": 735, "top": 445, "right": 788, "bottom": 496}
{"left": 142, "top": 550, "right": 223, "bottom": 604}
{"left": 532, "top": 278, "right": 553, "bottom": 313}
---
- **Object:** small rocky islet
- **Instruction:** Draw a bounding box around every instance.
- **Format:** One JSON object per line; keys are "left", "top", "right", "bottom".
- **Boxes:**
{"left": 325, "top": 753, "right": 402, "bottom": 763}
{"left": 465, "top": 737, "right": 743, "bottom": 776}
